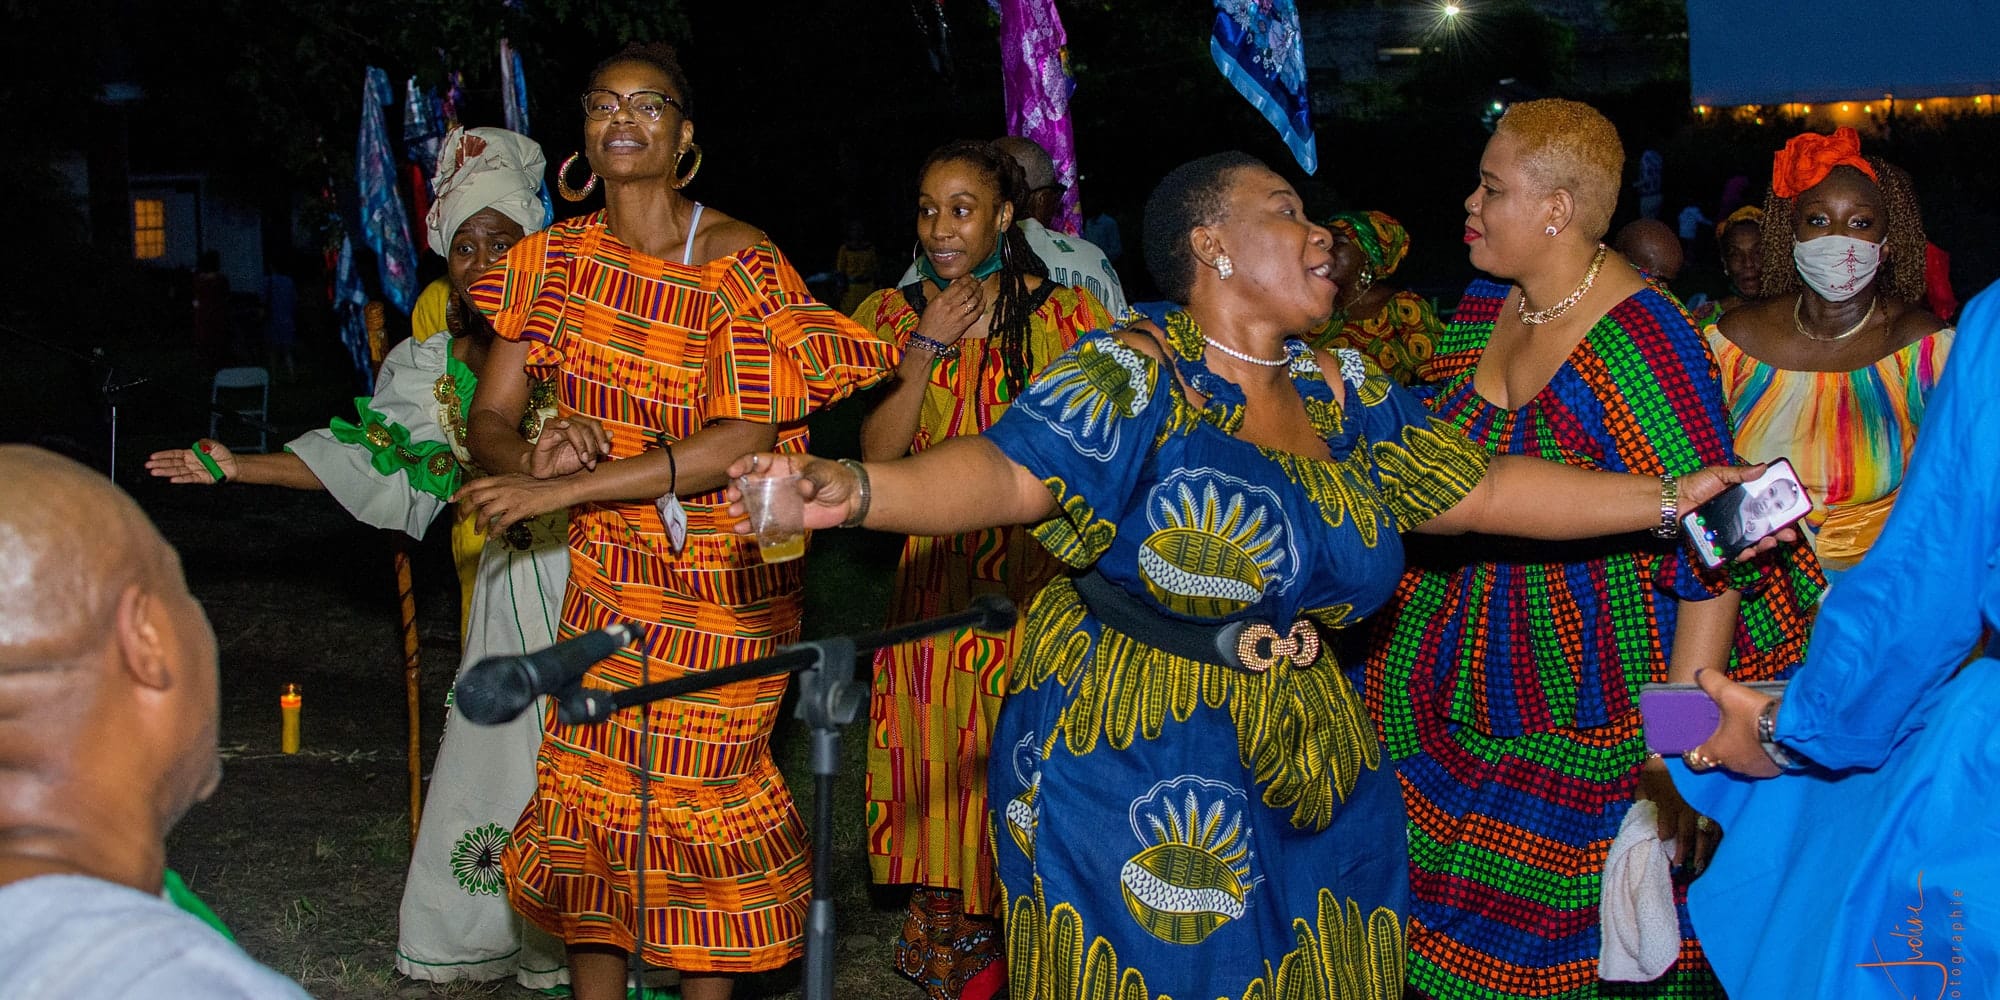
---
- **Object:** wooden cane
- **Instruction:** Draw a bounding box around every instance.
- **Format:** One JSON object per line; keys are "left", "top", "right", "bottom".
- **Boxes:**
{"left": 365, "top": 301, "right": 425, "bottom": 847}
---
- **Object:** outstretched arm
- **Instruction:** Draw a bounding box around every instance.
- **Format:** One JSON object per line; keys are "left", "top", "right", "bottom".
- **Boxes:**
{"left": 1419, "top": 455, "right": 1781, "bottom": 549}
{"left": 147, "top": 440, "right": 324, "bottom": 491}
{"left": 727, "top": 435, "right": 1055, "bottom": 538}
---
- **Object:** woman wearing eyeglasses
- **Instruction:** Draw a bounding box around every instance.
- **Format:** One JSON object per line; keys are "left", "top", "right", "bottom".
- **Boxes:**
{"left": 455, "top": 42, "right": 897, "bottom": 1000}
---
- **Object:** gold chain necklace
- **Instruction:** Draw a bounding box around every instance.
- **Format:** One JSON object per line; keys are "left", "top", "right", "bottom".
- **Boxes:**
{"left": 1518, "top": 243, "right": 1608, "bottom": 326}
{"left": 1793, "top": 293, "right": 1878, "bottom": 342}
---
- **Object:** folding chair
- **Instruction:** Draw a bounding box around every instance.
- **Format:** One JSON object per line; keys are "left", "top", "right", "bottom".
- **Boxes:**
{"left": 210, "top": 366, "right": 271, "bottom": 453}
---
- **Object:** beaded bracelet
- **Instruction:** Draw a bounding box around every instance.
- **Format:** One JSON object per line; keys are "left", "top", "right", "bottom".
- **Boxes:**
{"left": 838, "top": 459, "right": 872, "bottom": 528}
{"left": 907, "top": 332, "right": 960, "bottom": 359}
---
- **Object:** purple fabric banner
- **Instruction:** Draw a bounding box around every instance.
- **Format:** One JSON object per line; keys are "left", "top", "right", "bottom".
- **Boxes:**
{"left": 995, "top": 0, "right": 1081, "bottom": 234}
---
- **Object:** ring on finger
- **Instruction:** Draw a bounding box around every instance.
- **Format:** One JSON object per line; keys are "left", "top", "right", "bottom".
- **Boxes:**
{"left": 1683, "top": 749, "right": 1716, "bottom": 772}
{"left": 1696, "top": 815, "right": 1715, "bottom": 833}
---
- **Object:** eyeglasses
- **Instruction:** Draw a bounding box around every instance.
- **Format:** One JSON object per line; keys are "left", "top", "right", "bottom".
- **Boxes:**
{"left": 580, "top": 89, "right": 683, "bottom": 122}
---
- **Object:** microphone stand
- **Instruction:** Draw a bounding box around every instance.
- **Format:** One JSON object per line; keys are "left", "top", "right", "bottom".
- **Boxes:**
{"left": 555, "top": 600, "right": 1011, "bottom": 1000}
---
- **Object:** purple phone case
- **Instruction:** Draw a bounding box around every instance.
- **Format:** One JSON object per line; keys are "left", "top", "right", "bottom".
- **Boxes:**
{"left": 1640, "top": 681, "right": 1790, "bottom": 754}
{"left": 1640, "top": 688, "right": 1720, "bottom": 754}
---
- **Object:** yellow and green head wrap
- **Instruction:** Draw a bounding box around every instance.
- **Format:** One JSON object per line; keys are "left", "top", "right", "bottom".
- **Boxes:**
{"left": 1324, "top": 210, "right": 1411, "bottom": 277}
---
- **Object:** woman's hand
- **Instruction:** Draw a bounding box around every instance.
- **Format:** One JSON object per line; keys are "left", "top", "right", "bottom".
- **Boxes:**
{"left": 724, "top": 451, "right": 858, "bottom": 531}
{"left": 1637, "top": 757, "right": 1719, "bottom": 874}
{"left": 913, "top": 275, "right": 985, "bottom": 351}
{"left": 454, "top": 473, "right": 574, "bottom": 533}
{"left": 1677, "top": 463, "right": 1803, "bottom": 558}
{"left": 147, "top": 440, "right": 235, "bottom": 484}
{"left": 527, "top": 414, "right": 611, "bottom": 478}
{"left": 1686, "top": 668, "right": 1784, "bottom": 779}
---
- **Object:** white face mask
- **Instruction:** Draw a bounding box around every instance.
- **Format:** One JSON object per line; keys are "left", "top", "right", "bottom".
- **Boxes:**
{"left": 1793, "top": 235, "right": 1883, "bottom": 302}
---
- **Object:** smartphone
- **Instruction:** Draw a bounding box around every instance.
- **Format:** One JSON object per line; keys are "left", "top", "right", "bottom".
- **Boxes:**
{"left": 1639, "top": 680, "right": 1790, "bottom": 754}
{"left": 1680, "top": 459, "right": 1813, "bottom": 568}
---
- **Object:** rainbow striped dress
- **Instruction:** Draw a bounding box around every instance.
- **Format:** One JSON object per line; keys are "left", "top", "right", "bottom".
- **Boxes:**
{"left": 1705, "top": 324, "right": 1953, "bottom": 574}
{"left": 1364, "top": 280, "right": 1822, "bottom": 999}
{"left": 468, "top": 212, "right": 895, "bottom": 973}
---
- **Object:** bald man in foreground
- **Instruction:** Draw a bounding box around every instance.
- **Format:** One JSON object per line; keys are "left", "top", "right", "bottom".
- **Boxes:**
{"left": 0, "top": 446, "right": 312, "bottom": 998}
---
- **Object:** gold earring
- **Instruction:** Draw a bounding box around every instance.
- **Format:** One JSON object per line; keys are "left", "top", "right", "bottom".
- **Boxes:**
{"left": 672, "top": 143, "right": 703, "bottom": 190}
{"left": 557, "top": 152, "right": 597, "bottom": 202}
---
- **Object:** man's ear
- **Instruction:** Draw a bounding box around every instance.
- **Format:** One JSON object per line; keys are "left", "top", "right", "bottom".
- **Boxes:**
{"left": 115, "top": 584, "right": 172, "bottom": 692}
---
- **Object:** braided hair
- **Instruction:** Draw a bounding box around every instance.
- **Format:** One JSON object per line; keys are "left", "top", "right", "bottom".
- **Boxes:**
{"left": 1757, "top": 158, "right": 1926, "bottom": 303}
{"left": 917, "top": 140, "right": 1050, "bottom": 397}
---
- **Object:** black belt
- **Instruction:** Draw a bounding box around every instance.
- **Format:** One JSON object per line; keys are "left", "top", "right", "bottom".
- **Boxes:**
{"left": 1070, "top": 569, "right": 1323, "bottom": 674}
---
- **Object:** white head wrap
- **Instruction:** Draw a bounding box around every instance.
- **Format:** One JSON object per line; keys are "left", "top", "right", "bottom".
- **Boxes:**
{"left": 424, "top": 126, "right": 550, "bottom": 257}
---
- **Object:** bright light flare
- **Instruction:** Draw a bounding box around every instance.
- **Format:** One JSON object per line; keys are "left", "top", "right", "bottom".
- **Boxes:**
{"left": 1442, "top": 2, "right": 1463, "bottom": 14}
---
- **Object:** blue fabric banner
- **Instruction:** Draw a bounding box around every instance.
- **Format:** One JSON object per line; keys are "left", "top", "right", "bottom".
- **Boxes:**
{"left": 357, "top": 66, "right": 418, "bottom": 315}
{"left": 1210, "top": 0, "right": 1317, "bottom": 174}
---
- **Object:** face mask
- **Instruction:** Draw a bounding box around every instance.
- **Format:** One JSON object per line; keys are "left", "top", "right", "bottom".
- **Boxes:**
{"left": 915, "top": 244, "right": 1004, "bottom": 290}
{"left": 1792, "top": 235, "right": 1883, "bottom": 302}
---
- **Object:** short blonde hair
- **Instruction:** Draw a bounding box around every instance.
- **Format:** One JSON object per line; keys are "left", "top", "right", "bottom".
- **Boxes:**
{"left": 1495, "top": 99, "right": 1624, "bottom": 240}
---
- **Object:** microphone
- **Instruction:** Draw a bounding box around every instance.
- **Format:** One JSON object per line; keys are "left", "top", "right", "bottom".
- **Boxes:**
{"left": 455, "top": 622, "right": 641, "bottom": 725}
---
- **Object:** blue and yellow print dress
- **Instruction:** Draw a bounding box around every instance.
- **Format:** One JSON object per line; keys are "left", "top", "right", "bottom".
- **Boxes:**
{"left": 982, "top": 305, "right": 1490, "bottom": 1000}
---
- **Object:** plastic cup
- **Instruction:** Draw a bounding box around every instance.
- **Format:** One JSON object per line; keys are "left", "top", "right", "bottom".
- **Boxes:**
{"left": 738, "top": 474, "right": 806, "bottom": 563}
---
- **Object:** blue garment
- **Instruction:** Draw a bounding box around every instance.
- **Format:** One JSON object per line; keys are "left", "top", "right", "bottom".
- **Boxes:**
{"left": 983, "top": 305, "right": 1489, "bottom": 997}
{"left": 1210, "top": 0, "right": 1317, "bottom": 173}
{"left": 1672, "top": 280, "right": 1999, "bottom": 999}
{"left": 357, "top": 66, "right": 419, "bottom": 315}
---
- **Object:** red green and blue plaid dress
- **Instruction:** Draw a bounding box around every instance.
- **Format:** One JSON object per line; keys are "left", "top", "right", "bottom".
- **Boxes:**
{"left": 1363, "top": 279, "right": 1822, "bottom": 999}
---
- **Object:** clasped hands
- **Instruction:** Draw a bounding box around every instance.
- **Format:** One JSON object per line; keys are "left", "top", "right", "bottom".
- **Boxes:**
{"left": 454, "top": 413, "right": 613, "bottom": 534}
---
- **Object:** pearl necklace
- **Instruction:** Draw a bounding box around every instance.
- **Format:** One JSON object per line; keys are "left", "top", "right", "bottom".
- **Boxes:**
{"left": 1518, "top": 243, "right": 1608, "bottom": 326}
{"left": 1793, "top": 293, "right": 1877, "bottom": 342}
{"left": 1203, "top": 335, "right": 1291, "bottom": 367}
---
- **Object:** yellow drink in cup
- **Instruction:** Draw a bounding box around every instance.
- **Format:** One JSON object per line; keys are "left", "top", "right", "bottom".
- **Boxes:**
{"left": 739, "top": 473, "right": 806, "bottom": 564}
{"left": 757, "top": 533, "right": 807, "bottom": 563}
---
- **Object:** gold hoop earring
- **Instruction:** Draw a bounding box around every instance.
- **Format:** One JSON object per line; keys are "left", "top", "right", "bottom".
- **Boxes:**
{"left": 672, "top": 143, "right": 703, "bottom": 190}
{"left": 557, "top": 152, "right": 597, "bottom": 202}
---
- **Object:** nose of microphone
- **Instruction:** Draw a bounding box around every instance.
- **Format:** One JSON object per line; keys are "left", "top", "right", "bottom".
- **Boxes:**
{"left": 454, "top": 655, "right": 536, "bottom": 725}
{"left": 970, "top": 593, "right": 1017, "bottom": 633}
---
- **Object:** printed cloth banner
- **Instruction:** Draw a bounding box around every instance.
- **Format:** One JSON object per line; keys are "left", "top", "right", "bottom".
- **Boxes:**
{"left": 357, "top": 66, "right": 419, "bottom": 314}
{"left": 1211, "top": 0, "right": 1317, "bottom": 174}
{"left": 995, "top": 0, "right": 1081, "bottom": 234}
{"left": 333, "top": 235, "right": 375, "bottom": 390}
{"left": 500, "top": 39, "right": 531, "bottom": 138}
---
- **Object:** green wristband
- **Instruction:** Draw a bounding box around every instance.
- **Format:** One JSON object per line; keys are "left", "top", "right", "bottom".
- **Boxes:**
{"left": 193, "top": 442, "right": 226, "bottom": 483}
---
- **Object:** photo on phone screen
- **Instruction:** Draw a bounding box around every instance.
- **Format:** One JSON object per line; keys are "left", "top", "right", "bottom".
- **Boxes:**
{"left": 1680, "top": 459, "right": 1813, "bottom": 568}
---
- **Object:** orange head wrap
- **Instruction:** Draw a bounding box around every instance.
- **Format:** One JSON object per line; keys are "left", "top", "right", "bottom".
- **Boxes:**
{"left": 1770, "top": 127, "right": 1877, "bottom": 200}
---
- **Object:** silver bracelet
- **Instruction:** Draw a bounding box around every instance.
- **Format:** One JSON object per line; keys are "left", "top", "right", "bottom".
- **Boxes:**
{"left": 1757, "top": 697, "right": 1808, "bottom": 770}
{"left": 1652, "top": 473, "right": 1680, "bottom": 539}
{"left": 837, "top": 459, "right": 871, "bottom": 528}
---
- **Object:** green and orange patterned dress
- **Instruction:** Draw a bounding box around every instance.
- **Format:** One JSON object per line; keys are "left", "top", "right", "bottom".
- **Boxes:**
{"left": 469, "top": 212, "right": 895, "bottom": 973}
{"left": 855, "top": 280, "right": 1110, "bottom": 999}
{"left": 1363, "top": 279, "right": 1823, "bottom": 999}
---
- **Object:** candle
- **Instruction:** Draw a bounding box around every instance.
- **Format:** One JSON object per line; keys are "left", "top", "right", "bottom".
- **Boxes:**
{"left": 280, "top": 684, "right": 302, "bottom": 754}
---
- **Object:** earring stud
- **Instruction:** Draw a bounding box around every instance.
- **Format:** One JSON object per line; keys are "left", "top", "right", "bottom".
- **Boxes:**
{"left": 1215, "top": 254, "right": 1234, "bottom": 280}
{"left": 1545, "top": 225, "right": 1559, "bottom": 237}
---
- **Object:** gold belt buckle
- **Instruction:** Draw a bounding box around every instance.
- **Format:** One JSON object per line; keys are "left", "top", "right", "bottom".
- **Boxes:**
{"left": 1233, "top": 620, "right": 1322, "bottom": 672}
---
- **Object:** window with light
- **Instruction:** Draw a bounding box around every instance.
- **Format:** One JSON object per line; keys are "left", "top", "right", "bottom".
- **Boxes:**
{"left": 133, "top": 199, "right": 166, "bottom": 260}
